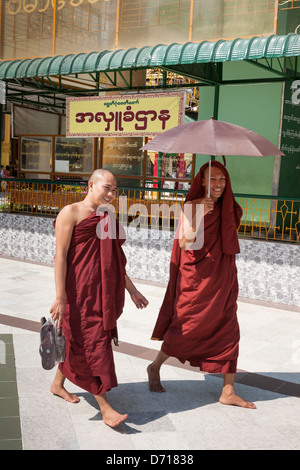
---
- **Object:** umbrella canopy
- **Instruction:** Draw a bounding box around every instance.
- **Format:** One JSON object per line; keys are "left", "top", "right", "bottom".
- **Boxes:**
{"left": 141, "top": 118, "right": 285, "bottom": 157}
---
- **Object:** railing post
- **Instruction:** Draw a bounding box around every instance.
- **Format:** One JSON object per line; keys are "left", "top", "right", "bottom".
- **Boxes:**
{"left": 0, "top": 103, "right": 2, "bottom": 170}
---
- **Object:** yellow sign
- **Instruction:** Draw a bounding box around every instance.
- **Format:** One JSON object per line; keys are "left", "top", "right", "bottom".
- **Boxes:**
{"left": 66, "top": 92, "right": 185, "bottom": 137}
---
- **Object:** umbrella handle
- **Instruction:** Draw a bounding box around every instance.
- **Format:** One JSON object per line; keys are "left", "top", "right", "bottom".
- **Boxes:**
{"left": 208, "top": 158, "right": 211, "bottom": 198}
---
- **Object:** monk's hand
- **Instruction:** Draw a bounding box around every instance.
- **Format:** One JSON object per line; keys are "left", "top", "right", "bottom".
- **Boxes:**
{"left": 130, "top": 290, "right": 149, "bottom": 309}
{"left": 49, "top": 298, "right": 65, "bottom": 328}
{"left": 190, "top": 197, "right": 214, "bottom": 216}
{"left": 193, "top": 197, "right": 214, "bottom": 215}
{"left": 203, "top": 197, "right": 214, "bottom": 215}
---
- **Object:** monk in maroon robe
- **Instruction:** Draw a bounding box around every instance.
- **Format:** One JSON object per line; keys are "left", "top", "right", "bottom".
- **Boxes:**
{"left": 50, "top": 169, "right": 148, "bottom": 427}
{"left": 147, "top": 161, "right": 256, "bottom": 409}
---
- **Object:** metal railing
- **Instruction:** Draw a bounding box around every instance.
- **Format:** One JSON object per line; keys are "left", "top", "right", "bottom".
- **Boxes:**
{"left": 235, "top": 194, "right": 300, "bottom": 243}
{"left": 0, "top": 178, "right": 299, "bottom": 243}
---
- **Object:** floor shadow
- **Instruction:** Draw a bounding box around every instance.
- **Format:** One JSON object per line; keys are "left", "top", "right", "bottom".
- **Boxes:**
{"left": 74, "top": 391, "right": 144, "bottom": 434}
{"left": 72, "top": 372, "right": 299, "bottom": 434}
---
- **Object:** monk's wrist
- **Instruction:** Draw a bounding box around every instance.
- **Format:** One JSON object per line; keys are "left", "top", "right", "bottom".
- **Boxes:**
{"left": 128, "top": 287, "right": 139, "bottom": 296}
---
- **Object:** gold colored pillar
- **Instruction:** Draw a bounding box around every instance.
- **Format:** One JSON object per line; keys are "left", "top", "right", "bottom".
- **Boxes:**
{"left": 1, "top": 115, "right": 11, "bottom": 167}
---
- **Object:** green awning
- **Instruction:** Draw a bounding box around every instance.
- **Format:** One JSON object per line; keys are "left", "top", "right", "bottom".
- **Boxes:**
{"left": 1, "top": 34, "right": 300, "bottom": 80}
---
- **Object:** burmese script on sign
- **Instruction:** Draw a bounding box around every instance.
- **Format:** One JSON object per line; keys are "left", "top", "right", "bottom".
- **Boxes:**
{"left": 66, "top": 92, "right": 185, "bottom": 137}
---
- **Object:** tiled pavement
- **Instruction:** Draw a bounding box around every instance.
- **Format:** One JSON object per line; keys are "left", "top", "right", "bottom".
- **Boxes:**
{"left": 0, "top": 256, "right": 299, "bottom": 451}
{"left": 0, "top": 334, "right": 22, "bottom": 450}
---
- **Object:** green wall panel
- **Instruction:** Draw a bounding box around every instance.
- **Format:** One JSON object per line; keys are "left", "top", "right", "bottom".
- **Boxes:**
{"left": 196, "top": 61, "right": 282, "bottom": 196}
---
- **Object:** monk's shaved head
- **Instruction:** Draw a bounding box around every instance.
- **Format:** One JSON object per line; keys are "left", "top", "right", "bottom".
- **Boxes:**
{"left": 88, "top": 169, "right": 116, "bottom": 185}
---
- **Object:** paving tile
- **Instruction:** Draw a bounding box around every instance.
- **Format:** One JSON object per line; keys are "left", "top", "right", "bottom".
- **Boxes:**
{"left": 0, "top": 417, "right": 22, "bottom": 440}
{"left": 0, "top": 439, "right": 22, "bottom": 450}
{"left": 0, "top": 366, "right": 17, "bottom": 381}
{"left": 0, "top": 397, "right": 20, "bottom": 417}
{"left": 0, "top": 382, "right": 18, "bottom": 398}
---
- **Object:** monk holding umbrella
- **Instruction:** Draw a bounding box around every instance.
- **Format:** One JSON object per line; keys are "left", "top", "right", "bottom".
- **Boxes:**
{"left": 143, "top": 118, "right": 284, "bottom": 408}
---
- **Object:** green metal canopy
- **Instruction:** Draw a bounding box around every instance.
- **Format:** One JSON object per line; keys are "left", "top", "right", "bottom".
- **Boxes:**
{"left": 1, "top": 34, "right": 300, "bottom": 112}
{"left": 1, "top": 34, "right": 300, "bottom": 80}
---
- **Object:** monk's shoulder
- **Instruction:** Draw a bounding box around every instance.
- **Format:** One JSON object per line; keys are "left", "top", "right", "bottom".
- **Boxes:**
{"left": 56, "top": 203, "right": 79, "bottom": 227}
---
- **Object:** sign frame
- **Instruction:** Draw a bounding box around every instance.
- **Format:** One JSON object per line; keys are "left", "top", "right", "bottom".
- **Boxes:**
{"left": 66, "top": 92, "right": 185, "bottom": 138}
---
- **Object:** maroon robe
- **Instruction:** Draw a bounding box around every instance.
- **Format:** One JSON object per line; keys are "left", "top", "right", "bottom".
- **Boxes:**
{"left": 55, "top": 211, "right": 127, "bottom": 395}
{"left": 152, "top": 161, "right": 243, "bottom": 374}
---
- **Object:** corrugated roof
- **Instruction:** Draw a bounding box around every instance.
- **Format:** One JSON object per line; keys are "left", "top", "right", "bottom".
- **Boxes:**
{"left": 1, "top": 34, "right": 300, "bottom": 80}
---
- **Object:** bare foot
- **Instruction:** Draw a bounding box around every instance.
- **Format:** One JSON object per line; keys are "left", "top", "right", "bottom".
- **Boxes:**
{"left": 94, "top": 393, "right": 128, "bottom": 428}
{"left": 102, "top": 409, "right": 128, "bottom": 428}
{"left": 147, "top": 364, "right": 166, "bottom": 393}
{"left": 50, "top": 383, "right": 80, "bottom": 403}
{"left": 219, "top": 392, "right": 256, "bottom": 409}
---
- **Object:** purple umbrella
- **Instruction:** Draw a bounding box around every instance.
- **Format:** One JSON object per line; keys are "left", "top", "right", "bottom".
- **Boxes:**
{"left": 141, "top": 118, "right": 285, "bottom": 196}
